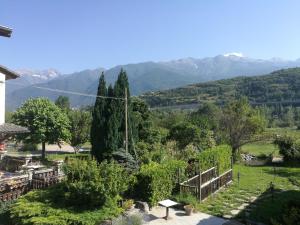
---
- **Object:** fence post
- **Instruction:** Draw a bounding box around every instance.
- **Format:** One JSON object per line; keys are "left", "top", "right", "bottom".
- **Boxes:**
{"left": 231, "top": 156, "right": 234, "bottom": 181}
{"left": 198, "top": 161, "right": 201, "bottom": 202}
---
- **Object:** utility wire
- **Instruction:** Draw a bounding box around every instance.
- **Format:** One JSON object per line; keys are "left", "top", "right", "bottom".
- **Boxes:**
{"left": 6, "top": 82, "right": 125, "bottom": 100}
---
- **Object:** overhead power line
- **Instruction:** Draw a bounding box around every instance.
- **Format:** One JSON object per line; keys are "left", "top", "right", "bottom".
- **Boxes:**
{"left": 6, "top": 82, "right": 125, "bottom": 100}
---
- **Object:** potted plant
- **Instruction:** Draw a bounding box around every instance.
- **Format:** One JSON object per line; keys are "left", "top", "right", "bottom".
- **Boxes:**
{"left": 184, "top": 204, "right": 194, "bottom": 216}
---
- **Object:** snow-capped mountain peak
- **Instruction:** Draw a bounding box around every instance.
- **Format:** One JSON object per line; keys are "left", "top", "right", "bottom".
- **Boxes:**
{"left": 223, "top": 52, "right": 244, "bottom": 57}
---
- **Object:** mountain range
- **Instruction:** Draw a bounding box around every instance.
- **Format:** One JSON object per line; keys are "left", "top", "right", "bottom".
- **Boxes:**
{"left": 6, "top": 54, "right": 300, "bottom": 110}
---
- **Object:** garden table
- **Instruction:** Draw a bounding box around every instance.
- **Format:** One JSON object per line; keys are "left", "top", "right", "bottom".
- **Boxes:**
{"left": 158, "top": 199, "right": 178, "bottom": 220}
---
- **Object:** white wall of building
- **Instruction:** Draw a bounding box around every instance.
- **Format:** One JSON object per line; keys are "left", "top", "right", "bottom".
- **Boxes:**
{"left": 0, "top": 73, "right": 5, "bottom": 125}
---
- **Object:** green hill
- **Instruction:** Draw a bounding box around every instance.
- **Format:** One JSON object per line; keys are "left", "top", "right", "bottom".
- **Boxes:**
{"left": 141, "top": 68, "right": 300, "bottom": 107}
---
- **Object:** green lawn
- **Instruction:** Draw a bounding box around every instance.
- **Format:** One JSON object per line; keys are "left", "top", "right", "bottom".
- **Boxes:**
{"left": 196, "top": 164, "right": 300, "bottom": 224}
{"left": 46, "top": 152, "right": 90, "bottom": 161}
{"left": 241, "top": 128, "right": 300, "bottom": 157}
{"left": 241, "top": 142, "right": 278, "bottom": 157}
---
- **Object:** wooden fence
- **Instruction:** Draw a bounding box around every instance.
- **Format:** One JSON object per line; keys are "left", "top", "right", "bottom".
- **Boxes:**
{"left": 180, "top": 167, "right": 233, "bottom": 201}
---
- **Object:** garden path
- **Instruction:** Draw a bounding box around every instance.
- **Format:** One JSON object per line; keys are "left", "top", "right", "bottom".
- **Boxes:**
{"left": 143, "top": 206, "right": 227, "bottom": 225}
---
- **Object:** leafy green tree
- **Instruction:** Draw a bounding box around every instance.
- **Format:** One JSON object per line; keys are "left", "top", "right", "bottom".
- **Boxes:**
{"left": 189, "top": 103, "right": 221, "bottom": 130}
{"left": 283, "top": 107, "right": 295, "bottom": 127}
{"left": 169, "top": 121, "right": 215, "bottom": 151}
{"left": 168, "top": 122, "right": 201, "bottom": 149}
{"left": 68, "top": 109, "right": 91, "bottom": 153}
{"left": 220, "top": 97, "right": 266, "bottom": 160}
{"left": 12, "top": 98, "right": 71, "bottom": 159}
{"left": 55, "top": 95, "right": 70, "bottom": 112}
{"left": 90, "top": 72, "right": 107, "bottom": 161}
{"left": 131, "top": 97, "right": 152, "bottom": 142}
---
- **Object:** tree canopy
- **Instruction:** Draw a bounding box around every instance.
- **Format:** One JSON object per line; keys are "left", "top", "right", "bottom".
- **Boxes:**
{"left": 12, "top": 98, "right": 71, "bottom": 159}
{"left": 220, "top": 97, "right": 266, "bottom": 160}
{"left": 55, "top": 95, "right": 70, "bottom": 112}
{"left": 68, "top": 109, "right": 91, "bottom": 152}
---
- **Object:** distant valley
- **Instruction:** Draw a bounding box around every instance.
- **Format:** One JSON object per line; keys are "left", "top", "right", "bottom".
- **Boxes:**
{"left": 6, "top": 54, "right": 300, "bottom": 110}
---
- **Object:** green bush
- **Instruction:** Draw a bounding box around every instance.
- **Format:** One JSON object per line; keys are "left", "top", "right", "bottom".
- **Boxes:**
{"left": 173, "top": 193, "right": 198, "bottom": 208}
{"left": 114, "top": 214, "right": 142, "bottom": 225}
{"left": 274, "top": 135, "right": 300, "bottom": 161}
{"left": 10, "top": 191, "right": 122, "bottom": 225}
{"left": 9, "top": 159, "right": 131, "bottom": 225}
{"left": 135, "top": 160, "right": 186, "bottom": 207}
{"left": 63, "top": 159, "right": 131, "bottom": 209}
{"left": 196, "top": 145, "right": 232, "bottom": 174}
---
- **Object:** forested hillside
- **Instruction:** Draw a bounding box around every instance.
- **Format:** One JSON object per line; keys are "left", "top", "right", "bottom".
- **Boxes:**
{"left": 141, "top": 68, "right": 300, "bottom": 107}
{"left": 7, "top": 55, "right": 300, "bottom": 110}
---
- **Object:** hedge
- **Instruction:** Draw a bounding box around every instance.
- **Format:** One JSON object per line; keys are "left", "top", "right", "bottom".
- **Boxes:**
{"left": 135, "top": 159, "right": 186, "bottom": 207}
{"left": 196, "top": 145, "right": 232, "bottom": 174}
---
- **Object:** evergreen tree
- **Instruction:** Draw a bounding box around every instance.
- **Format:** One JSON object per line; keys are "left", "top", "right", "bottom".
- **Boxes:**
{"left": 113, "top": 69, "right": 136, "bottom": 155}
{"left": 105, "top": 85, "right": 119, "bottom": 154}
{"left": 91, "top": 69, "right": 137, "bottom": 162}
{"left": 90, "top": 72, "right": 107, "bottom": 161}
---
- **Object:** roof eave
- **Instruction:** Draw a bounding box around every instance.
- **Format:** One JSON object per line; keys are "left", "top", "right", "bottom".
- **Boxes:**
{"left": 0, "top": 65, "right": 19, "bottom": 80}
{"left": 0, "top": 25, "right": 12, "bottom": 38}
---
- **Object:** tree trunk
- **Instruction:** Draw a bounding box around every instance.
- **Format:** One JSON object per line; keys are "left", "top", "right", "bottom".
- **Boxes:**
{"left": 42, "top": 142, "right": 46, "bottom": 159}
{"left": 232, "top": 146, "right": 240, "bottom": 162}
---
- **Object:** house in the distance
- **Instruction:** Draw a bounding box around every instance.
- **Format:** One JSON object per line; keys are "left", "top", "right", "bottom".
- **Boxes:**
{"left": 0, "top": 25, "right": 28, "bottom": 154}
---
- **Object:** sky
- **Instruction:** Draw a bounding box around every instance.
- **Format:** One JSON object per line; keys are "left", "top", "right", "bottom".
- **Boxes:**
{"left": 1, "top": 0, "right": 300, "bottom": 74}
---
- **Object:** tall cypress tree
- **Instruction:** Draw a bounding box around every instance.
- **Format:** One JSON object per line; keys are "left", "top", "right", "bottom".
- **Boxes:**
{"left": 105, "top": 85, "right": 119, "bottom": 154}
{"left": 90, "top": 72, "right": 107, "bottom": 161}
{"left": 113, "top": 69, "right": 136, "bottom": 155}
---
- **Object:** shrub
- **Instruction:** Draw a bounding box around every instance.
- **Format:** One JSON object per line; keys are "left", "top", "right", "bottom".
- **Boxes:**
{"left": 135, "top": 160, "right": 186, "bottom": 207}
{"left": 122, "top": 199, "right": 134, "bottom": 211}
{"left": 9, "top": 159, "right": 131, "bottom": 225}
{"left": 196, "top": 145, "right": 232, "bottom": 174}
{"left": 173, "top": 193, "right": 198, "bottom": 208}
{"left": 274, "top": 135, "right": 300, "bottom": 161}
{"left": 10, "top": 191, "right": 122, "bottom": 225}
{"left": 63, "top": 159, "right": 131, "bottom": 209}
{"left": 114, "top": 214, "right": 142, "bottom": 225}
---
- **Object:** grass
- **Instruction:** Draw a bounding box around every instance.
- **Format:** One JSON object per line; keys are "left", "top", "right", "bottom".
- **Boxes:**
{"left": 241, "top": 128, "right": 300, "bottom": 157}
{"left": 241, "top": 142, "right": 278, "bottom": 157}
{"left": 194, "top": 164, "right": 300, "bottom": 224}
{"left": 46, "top": 152, "right": 90, "bottom": 161}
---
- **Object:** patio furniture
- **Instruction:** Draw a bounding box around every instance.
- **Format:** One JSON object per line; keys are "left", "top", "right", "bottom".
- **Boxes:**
{"left": 158, "top": 199, "right": 178, "bottom": 220}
